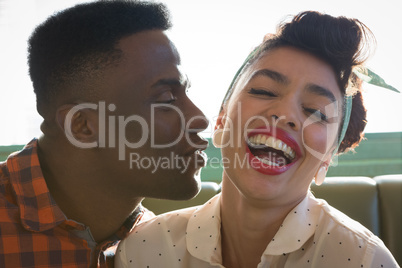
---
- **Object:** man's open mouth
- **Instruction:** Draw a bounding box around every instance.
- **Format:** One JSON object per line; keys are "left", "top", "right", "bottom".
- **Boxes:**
{"left": 247, "top": 134, "right": 296, "bottom": 167}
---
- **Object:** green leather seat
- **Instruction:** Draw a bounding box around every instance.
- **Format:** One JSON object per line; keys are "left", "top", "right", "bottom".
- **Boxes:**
{"left": 374, "top": 174, "right": 402, "bottom": 265}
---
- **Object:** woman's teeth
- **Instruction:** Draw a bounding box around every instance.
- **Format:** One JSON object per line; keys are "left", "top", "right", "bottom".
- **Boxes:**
{"left": 248, "top": 134, "right": 296, "bottom": 160}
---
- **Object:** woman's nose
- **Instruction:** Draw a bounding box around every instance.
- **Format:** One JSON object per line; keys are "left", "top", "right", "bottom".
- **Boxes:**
{"left": 267, "top": 99, "right": 300, "bottom": 131}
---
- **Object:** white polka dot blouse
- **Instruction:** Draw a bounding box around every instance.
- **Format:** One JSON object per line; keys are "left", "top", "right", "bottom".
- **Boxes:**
{"left": 115, "top": 192, "right": 399, "bottom": 268}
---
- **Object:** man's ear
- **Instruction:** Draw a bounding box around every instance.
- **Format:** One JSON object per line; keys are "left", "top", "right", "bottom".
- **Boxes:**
{"left": 56, "top": 104, "right": 99, "bottom": 144}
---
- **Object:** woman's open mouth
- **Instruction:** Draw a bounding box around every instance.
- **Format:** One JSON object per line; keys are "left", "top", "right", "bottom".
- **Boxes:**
{"left": 245, "top": 127, "right": 301, "bottom": 175}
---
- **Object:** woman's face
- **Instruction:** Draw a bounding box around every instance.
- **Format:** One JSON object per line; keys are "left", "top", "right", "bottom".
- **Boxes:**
{"left": 218, "top": 46, "right": 343, "bottom": 206}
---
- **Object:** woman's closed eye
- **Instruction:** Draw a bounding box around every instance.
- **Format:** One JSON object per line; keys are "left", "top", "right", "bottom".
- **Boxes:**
{"left": 248, "top": 88, "right": 278, "bottom": 98}
{"left": 304, "top": 107, "right": 328, "bottom": 122}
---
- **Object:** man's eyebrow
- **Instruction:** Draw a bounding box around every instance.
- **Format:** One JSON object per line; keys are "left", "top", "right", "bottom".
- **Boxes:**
{"left": 305, "top": 84, "right": 336, "bottom": 102}
{"left": 249, "top": 69, "right": 290, "bottom": 85}
{"left": 152, "top": 76, "right": 190, "bottom": 89}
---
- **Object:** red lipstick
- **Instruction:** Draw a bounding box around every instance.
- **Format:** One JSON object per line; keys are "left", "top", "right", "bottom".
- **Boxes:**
{"left": 245, "top": 126, "right": 301, "bottom": 175}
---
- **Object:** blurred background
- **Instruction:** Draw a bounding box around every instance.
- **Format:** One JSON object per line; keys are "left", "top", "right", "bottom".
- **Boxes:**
{"left": 1, "top": 0, "right": 401, "bottom": 145}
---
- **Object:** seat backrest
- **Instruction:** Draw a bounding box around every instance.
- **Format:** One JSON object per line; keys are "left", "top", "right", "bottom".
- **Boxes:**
{"left": 311, "top": 176, "right": 380, "bottom": 236}
{"left": 374, "top": 174, "right": 402, "bottom": 266}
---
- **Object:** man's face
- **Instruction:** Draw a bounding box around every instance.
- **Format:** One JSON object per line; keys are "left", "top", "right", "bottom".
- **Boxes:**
{"left": 90, "top": 30, "right": 208, "bottom": 200}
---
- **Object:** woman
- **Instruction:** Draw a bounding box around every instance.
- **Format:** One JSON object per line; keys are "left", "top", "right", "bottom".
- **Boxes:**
{"left": 115, "top": 11, "right": 399, "bottom": 267}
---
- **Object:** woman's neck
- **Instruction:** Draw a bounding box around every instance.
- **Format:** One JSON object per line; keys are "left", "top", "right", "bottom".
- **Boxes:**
{"left": 219, "top": 178, "right": 303, "bottom": 268}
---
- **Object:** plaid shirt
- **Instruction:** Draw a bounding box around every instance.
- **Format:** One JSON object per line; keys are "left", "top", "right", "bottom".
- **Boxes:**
{"left": 0, "top": 139, "right": 153, "bottom": 267}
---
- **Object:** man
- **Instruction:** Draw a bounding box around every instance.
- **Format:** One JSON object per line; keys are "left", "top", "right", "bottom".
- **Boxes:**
{"left": 0, "top": 1, "right": 208, "bottom": 267}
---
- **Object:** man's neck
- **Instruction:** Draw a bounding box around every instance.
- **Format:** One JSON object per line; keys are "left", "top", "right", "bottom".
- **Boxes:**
{"left": 37, "top": 135, "right": 143, "bottom": 243}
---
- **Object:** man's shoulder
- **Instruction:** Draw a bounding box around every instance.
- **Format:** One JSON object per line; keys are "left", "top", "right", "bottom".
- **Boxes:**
{"left": 0, "top": 139, "right": 38, "bottom": 170}
{"left": 0, "top": 159, "right": 10, "bottom": 183}
{"left": 0, "top": 154, "right": 16, "bottom": 205}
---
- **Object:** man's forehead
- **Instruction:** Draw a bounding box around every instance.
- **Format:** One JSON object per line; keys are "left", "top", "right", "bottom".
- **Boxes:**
{"left": 117, "top": 30, "right": 173, "bottom": 54}
{"left": 116, "top": 31, "right": 180, "bottom": 72}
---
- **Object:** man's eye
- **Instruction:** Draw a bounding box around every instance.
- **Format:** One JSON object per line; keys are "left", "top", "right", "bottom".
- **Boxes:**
{"left": 248, "top": 88, "right": 277, "bottom": 97}
{"left": 155, "top": 91, "right": 176, "bottom": 104}
{"left": 304, "top": 107, "right": 328, "bottom": 122}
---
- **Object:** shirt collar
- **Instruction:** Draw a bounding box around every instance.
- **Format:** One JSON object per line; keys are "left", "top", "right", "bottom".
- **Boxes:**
{"left": 186, "top": 192, "right": 321, "bottom": 263}
{"left": 265, "top": 192, "right": 320, "bottom": 255}
{"left": 97, "top": 205, "right": 148, "bottom": 266}
{"left": 103, "top": 205, "right": 145, "bottom": 246}
{"left": 7, "top": 139, "right": 67, "bottom": 232}
{"left": 186, "top": 193, "right": 222, "bottom": 264}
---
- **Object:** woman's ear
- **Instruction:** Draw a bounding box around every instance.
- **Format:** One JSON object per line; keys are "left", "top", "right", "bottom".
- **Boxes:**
{"left": 56, "top": 104, "right": 99, "bottom": 147}
{"left": 214, "top": 107, "right": 227, "bottom": 130}
{"left": 212, "top": 108, "right": 227, "bottom": 148}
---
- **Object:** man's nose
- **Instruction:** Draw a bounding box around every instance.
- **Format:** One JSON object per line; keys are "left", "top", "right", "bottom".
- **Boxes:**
{"left": 185, "top": 101, "right": 209, "bottom": 134}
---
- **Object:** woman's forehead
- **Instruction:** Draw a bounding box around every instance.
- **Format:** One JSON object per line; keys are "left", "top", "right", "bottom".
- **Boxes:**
{"left": 241, "top": 47, "right": 342, "bottom": 98}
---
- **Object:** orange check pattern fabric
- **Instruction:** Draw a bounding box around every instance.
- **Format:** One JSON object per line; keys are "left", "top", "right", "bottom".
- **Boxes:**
{"left": 0, "top": 139, "right": 151, "bottom": 267}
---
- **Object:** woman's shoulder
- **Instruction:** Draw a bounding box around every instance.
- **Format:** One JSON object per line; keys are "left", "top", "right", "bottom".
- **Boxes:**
{"left": 314, "top": 197, "right": 376, "bottom": 241}
{"left": 313, "top": 196, "right": 397, "bottom": 265}
{"left": 132, "top": 205, "right": 199, "bottom": 237}
{"left": 123, "top": 193, "right": 221, "bottom": 245}
{"left": 115, "top": 206, "right": 199, "bottom": 266}
{"left": 115, "top": 195, "right": 222, "bottom": 268}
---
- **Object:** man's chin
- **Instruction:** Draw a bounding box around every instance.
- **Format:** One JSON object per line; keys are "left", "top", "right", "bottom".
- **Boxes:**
{"left": 168, "top": 176, "right": 201, "bottom": 201}
{"left": 146, "top": 175, "right": 201, "bottom": 201}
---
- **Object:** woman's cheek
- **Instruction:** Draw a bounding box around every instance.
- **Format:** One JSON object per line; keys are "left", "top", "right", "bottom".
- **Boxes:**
{"left": 302, "top": 123, "right": 336, "bottom": 157}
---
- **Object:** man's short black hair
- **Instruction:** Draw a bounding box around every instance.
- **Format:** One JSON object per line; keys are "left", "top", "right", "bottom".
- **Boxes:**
{"left": 28, "top": 0, "right": 172, "bottom": 116}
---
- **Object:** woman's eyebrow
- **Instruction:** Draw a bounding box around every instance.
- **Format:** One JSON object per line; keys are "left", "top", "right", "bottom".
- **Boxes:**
{"left": 249, "top": 68, "right": 337, "bottom": 102}
{"left": 305, "top": 83, "right": 336, "bottom": 102}
{"left": 249, "top": 69, "right": 290, "bottom": 85}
